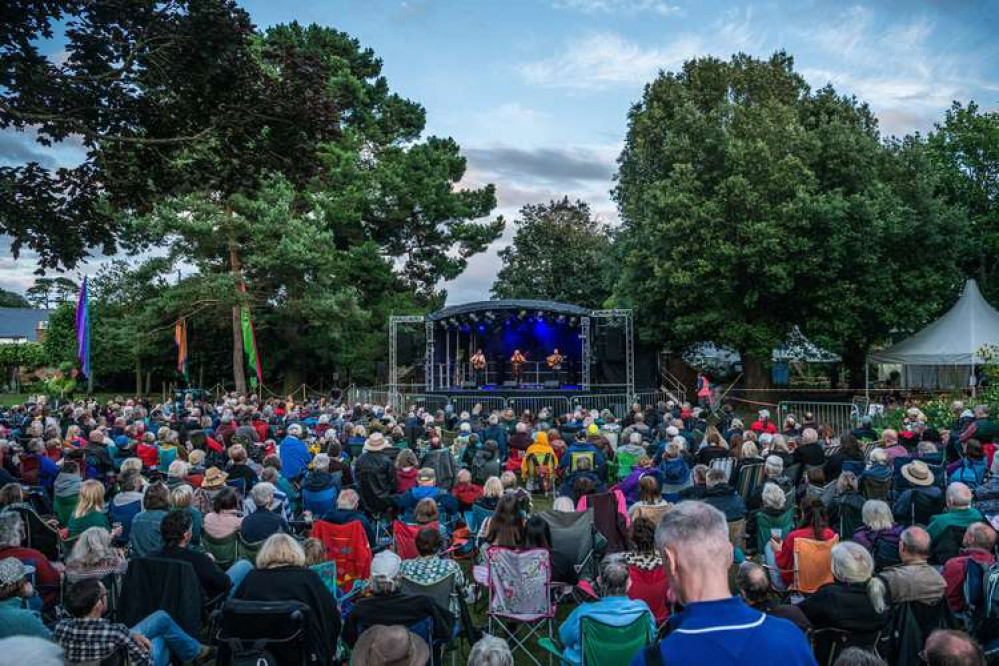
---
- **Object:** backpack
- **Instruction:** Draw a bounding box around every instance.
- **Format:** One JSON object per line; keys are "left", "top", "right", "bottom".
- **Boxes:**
{"left": 872, "top": 532, "right": 902, "bottom": 572}
{"left": 950, "top": 459, "right": 986, "bottom": 488}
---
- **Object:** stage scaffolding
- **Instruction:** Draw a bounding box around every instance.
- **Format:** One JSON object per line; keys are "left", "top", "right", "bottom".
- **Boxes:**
{"left": 388, "top": 303, "right": 635, "bottom": 404}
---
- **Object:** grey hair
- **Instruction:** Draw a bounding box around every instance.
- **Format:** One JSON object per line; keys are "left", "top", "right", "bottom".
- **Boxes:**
{"left": 741, "top": 441, "right": 759, "bottom": 458}
{"left": 312, "top": 453, "right": 330, "bottom": 472}
{"left": 598, "top": 554, "right": 630, "bottom": 597}
{"left": 370, "top": 575, "right": 399, "bottom": 594}
{"left": 0, "top": 512, "right": 23, "bottom": 549}
{"left": 553, "top": 496, "right": 575, "bottom": 512}
{"left": 947, "top": 483, "right": 973, "bottom": 508}
{"left": 0, "top": 637, "right": 64, "bottom": 666}
{"left": 761, "top": 482, "right": 786, "bottom": 511}
{"left": 337, "top": 488, "right": 360, "bottom": 510}
{"left": 861, "top": 500, "right": 894, "bottom": 531}
{"left": 837, "top": 471, "right": 859, "bottom": 493}
{"left": 869, "top": 448, "right": 888, "bottom": 465}
{"left": 832, "top": 541, "right": 887, "bottom": 613}
{"left": 764, "top": 455, "right": 784, "bottom": 475}
{"left": 833, "top": 647, "right": 887, "bottom": 666}
{"left": 900, "top": 526, "right": 931, "bottom": 558}
{"left": 467, "top": 634, "right": 514, "bottom": 666}
{"left": 251, "top": 482, "right": 276, "bottom": 509}
{"left": 67, "top": 526, "right": 115, "bottom": 568}
{"left": 655, "top": 500, "right": 731, "bottom": 562}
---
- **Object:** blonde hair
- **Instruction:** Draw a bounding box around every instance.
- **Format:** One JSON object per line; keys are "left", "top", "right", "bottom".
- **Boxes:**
{"left": 188, "top": 449, "right": 206, "bottom": 466}
{"left": 119, "top": 458, "right": 143, "bottom": 474}
{"left": 302, "top": 537, "right": 326, "bottom": 566}
{"left": 168, "top": 460, "right": 190, "bottom": 478}
{"left": 228, "top": 444, "right": 247, "bottom": 463}
{"left": 256, "top": 533, "right": 306, "bottom": 569}
{"left": 170, "top": 484, "right": 194, "bottom": 509}
{"left": 483, "top": 477, "right": 503, "bottom": 499}
{"left": 74, "top": 480, "right": 106, "bottom": 518}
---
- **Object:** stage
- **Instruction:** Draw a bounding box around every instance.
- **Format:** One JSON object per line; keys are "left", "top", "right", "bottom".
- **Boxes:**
{"left": 388, "top": 299, "right": 638, "bottom": 401}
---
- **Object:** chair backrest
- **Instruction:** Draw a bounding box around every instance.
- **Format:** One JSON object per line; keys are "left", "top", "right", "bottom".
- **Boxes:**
{"left": 201, "top": 531, "right": 239, "bottom": 570}
{"left": 118, "top": 556, "right": 204, "bottom": 637}
{"left": 754, "top": 507, "right": 795, "bottom": 554}
{"left": 727, "top": 518, "right": 746, "bottom": 551}
{"left": 861, "top": 474, "right": 891, "bottom": 501}
{"left": 301, "top": 486, "right": 337, "bottom": 515}
{"left": 225, "top": 477, "right": 247, "bottom": 497}
{"left": 836, "top": 497, "right": 865, "bottom": 539}
{"left": 401, "top": 571, "right": 457, "bottom": 620}
{"left": 710, "top": 456, "right": 735, "bottom": 480}
{"left": 309, "top": 519, "right": 372, "bottom": 591}
{"left": 569, "top": 450, "right": 595, "bottom": 472}
{"left": 931, "top": 525, "right": 968, "bottom": 565}
{"left": 485, "top": 546, "right": 554, "bottom": 620}
{"left": 216, "top": 599, "right": 310, "bottom": 666}
{"left": 626, "top": 565, "right": 670, "bottom": 624}
{"left": 580, "top": 613, "right": 655, "bottom": 666}
{"left": 793, "top": 535, "right": 839, "bottom": 594}
{"left": 582, "top": 491, "right": 629, "bottom": 553}
{"left": 614, "top": 451, "right": 641, "bottom": 481}
{"left": 469, "top": 504, "right": 493, "bottom": 534}
{"left": 393, "top": 520, "right": 439, "bottom": 560}
{"left": 10, "top": 506, "right": 61, "bottom": 560}
{"left": 236, "top": 532, "right": 264, "bottom": 565}
{"left": 735, "top": 462, "right": 766, "bottom": 501}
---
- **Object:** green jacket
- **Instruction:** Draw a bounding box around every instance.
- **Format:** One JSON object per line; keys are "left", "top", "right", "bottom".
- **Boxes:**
{"left": 926, "top": 507, "right": 984, "bottom": 542}
{"left": 68, "top": 509, "right": 111, "bottom": 538}
{"left": 0, "top": 597, "right": 51, "bottom": 639}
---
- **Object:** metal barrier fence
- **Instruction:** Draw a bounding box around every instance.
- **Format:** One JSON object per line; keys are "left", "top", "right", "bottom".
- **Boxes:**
{"left": 778, "top": 401, "right": 860, "bottom": 436}
{"left": 569, "top": 393, "right": 633, "bottom": 416}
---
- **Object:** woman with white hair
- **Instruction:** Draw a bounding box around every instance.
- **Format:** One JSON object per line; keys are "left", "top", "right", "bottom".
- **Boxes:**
{"left": 467, "top": 634, "right": 513, "bottom": 666}
{"left": 65, "top": 527, "right": 128, "bottom": 582}
{"left": 851, "top": 499, "right": 903, "bottom": 571}
{"left": 797, "top": 541, "right": 888, "bottom": 660}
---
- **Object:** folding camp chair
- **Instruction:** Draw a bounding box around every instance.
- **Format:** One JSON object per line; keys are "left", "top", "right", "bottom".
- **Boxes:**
{"left": 610, "top": 451, "right": 641, "bottom": 483}
{"left": 537, "top": 510, "right": 598, "bottom": 582}
{"left": 236, "top": 532, "right": 264, "bottom": 566}
{"left": 735, "top": 462, "right": 766, "bottom": 502}
{"left": 525, "top": 451, "right": 556, "bottom": 495}
{"left": 709, "top": 456, "right": 735, "bottom": 482}
{"left": 9, "top": 505, "right": 61, "bottom": 560}
{"left": 627, "top": 565, "right": 671, "bottom": 625}
{"left": 578, "top": 491, "right": 629, "bottom": 553}
{"left": 53, "top": 493, "right": 79, "bottom": 527}
{"left": 792, "top": 536, "right": 839, "bottom": 595}
{"left": 393, "top": 520, "right": 440, "bottom": 560}
{"left": 485, "top": 546, "right": 556, "bottom": 666}
{"left": 214, "top": 599, "right": 311, "bottom": 666}
{"left": 539, "top": 613, "right": 655, "bottom": 666}
{"left": 310, "top": 519, "right": 372, "bottom": 592}
{"left": 201, "top": 531, "right": 239, "bottom": 570}
{"left": 401, "top": 572, "right": 472, "bottom": 665}
{"left": 753, "top": 506, "right": 794, "bottom": 555}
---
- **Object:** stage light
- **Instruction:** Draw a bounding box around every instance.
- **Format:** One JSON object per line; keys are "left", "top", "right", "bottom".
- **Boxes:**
{"left": 519, "top": 310, "right": 527, "bottom": 318}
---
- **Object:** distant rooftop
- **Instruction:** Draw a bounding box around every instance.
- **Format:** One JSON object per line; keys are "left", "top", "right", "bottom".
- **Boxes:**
{"left": 0, "top": 308, "right": 51, "bottom": 341}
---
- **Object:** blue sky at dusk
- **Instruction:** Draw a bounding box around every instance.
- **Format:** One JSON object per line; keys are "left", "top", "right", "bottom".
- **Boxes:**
{"left": 1, "top": 0, "right": 997, "bottom": 302}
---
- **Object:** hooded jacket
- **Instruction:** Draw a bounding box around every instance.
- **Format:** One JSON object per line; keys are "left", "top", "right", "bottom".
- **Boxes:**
{"left": 701, "top": 483, "right": 747, "bottom": 521}
{"left": 54, "top": 471, "right": 81, "bottom": 498}
{"left": 396, "top": 466, "right": 418, "bottom": 493}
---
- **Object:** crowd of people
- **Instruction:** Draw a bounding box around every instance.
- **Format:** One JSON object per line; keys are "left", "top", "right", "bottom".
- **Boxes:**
{"left": 0, "top": 393, "right": 995, "bottom": 665}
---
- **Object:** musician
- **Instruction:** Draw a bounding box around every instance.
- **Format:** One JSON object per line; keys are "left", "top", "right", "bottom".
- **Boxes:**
{"left": 546, "top": 347, "right": 565, "bottom": 385}
{"left": 511, "top": 349, "right": 527, "bottom": 386}
{"left": 471, "top": 348, "right": 487, "bottom": 387}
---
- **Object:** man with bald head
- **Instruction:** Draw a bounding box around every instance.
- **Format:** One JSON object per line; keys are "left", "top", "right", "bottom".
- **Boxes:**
{"left": 879, "top": 526, "right": 946, "bottom": 606}
{"left": 943, "top": 522, "right": 998, "bottom": 612}
{"left": 630, "top": 501, "right": 816, "bottom": 665}
{"left": 924, "top": 630, "right": 986, "bottom": 666}
{"left": 927, "top": 483, "right": 985, "bottom": 543}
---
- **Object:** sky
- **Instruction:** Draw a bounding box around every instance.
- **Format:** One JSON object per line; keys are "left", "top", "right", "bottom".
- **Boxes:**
{"left": 1, "top": 0, "right": 997, "bottom": 303}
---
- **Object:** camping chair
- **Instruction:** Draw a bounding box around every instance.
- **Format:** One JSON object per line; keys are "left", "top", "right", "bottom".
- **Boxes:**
{"left": 577, "top": 491, "right": 629, "bottom": 553}
{"left": 53, "top": 493, "right": 79, "bottom": 527}
{"left": 539, "top": 613, "right": 655, "bottom": 666}
{"left": 468, "top": 504, "right": 493, "bottom": 536}
{"left": 214, "top": 599, "right": 311, "bottom": 666}
{"left": 355, "top": 616, "right": 437, "bottom": 666}
{"left": 791, "top": 536, "right": 839, "bottom": 595}
{"left": 627, "top": 565, "right": 671, "bottom": 625}
{"left": 861, "top": 474, "right": 892, "bottom": 501}
{"left": 727, "top": 518, "right": 747, "bottom": 552}
{"left": 785, "top": 462, "right": 803, "bottom": 486}
{"left": 841, "top": 460, "right": 865, "bottom": 476}
{"left": 225, "top": 477, "right": 247, "bottom": 498}
{"left": 879, "top": 600, "right": 957, "bottom": 665}
{"left": 236, "top": 532, "right": 264, "bottom": 566}
{"left": 393, "top": 520, "right": 440, "bottom": 560}
{"left": 836, "top": 498, "right": 865, "bottom": 540}
{"left": 568, "top": 451, "right": 595, "bottom": 473}
{"left": 931, "top": 525, "right": 968, "bottom": 566}
{"left": 537, "top": 509, "right": 599, "bottom": 582}
{"left": 118, "top": 557, "right": 206, "bottom": 638}
{"left": 310, "top": 519, "right": 372, "bottom": 592}
{"left": 735, "top": 462, "right": 766, "bottom": 502}
{"left": 485, "top": 546, "right": 556, "bottom": 666}
{"left": 754, "top": 506, "right": 794, "bottom": 555}
{"left": 709, "top": 456, "right": 735, "bottom": 482}
{"left": 812, "top": 627, "right": 882, "bottom": 666}
{"left": 201, "top": 531, "right": 239, "bottom": 570}
{"left": 401, "top": 572, "right": 472, "bottom": 664}
{"left": 301, "top": 485, "right": 337, "bottom": 516}
{"left": 9, "top": 505, "right": 61, "bottom": 561}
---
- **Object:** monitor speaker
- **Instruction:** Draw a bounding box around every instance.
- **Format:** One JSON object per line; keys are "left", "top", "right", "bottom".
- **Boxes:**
{"left": 461, "top": 381, "right": 476, "bottom": 389}
{"left": 543, "top": 380, "right": 560, "bottom": 389}
{"left": 502, "top": 380, "right": 517, "bottom": 388}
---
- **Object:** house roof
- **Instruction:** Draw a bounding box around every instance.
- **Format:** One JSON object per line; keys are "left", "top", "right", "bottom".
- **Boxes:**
{"left": 0, "top": 308, "right": 51, "bottom": 341}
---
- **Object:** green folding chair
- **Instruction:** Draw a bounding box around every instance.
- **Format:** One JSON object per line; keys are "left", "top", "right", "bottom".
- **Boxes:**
{"left": 202, "top": 531, "right": 239, "bottom": 570}
{"left": 612, "top": 451, "right": 641, "bottom": 482}
{"left": 236, "top": 532, "right": 264, "bottom": 566}
{"left": 539, "top": 612, "right": 655, "bottom": 666}
{"left": 54, "top": 493, "right": 78, "bottom": 527}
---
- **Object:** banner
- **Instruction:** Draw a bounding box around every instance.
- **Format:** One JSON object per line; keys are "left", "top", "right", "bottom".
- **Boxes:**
{"left": 75, "top": 276, "right": 90, "bottom": 378}
{"left": 240, "top": 306, "right": 263, "bottom": 389}
{"left": 175, "top": 317, "right": 188, "bottom": 379}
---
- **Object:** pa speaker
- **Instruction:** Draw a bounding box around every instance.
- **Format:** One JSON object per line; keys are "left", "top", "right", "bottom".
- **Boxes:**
{"left": 604, "top": 328, "right": 623, "bottom": 361}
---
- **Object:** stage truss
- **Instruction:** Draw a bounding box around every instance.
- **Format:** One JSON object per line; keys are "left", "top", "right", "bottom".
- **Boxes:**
{"left": 389, "top": 306, "right": 635, "bottom": 401}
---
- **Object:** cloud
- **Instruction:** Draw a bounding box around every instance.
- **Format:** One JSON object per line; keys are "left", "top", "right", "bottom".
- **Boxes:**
{"left": 0, "top": 130, "right": 58, "bottom": 168}
{"left": 463, "top": 145, "right": 616, "bottom": 186}
{"left": 519, "top": 31, "right": 701, "bottom": 90}
{"left": 550, "top": 0, "right": 681, "bottom": 17}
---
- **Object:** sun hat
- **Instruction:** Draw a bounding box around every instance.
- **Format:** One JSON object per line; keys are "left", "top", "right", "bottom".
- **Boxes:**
{"left": 201, "top": 467, "right": 228, "bottom": 489}
{"left": 351, "top": 624, "right": 429, "bottom": 666}
{"left": 363, "top": 432, "right": 389, "bottom": 452}
{"left": 901, "top": 460, "right": 934, "bottom": 487}
{"left": 0, "top": 558, "right": 33, "bottom": 586}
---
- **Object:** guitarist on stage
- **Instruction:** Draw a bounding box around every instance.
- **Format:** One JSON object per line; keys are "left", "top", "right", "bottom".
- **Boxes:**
{"left": 511, "top": 349, "right": 527, "bottom": 386}
{"left": 471, "top": 348, "right": 487, "bottom": 387}
{"left": 546, "top": 348, "right": 564, "bottom": 385}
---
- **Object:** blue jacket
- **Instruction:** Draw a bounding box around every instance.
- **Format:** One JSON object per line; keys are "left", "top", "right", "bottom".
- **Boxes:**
{"left": 631, "top": 597, "right": 816, "bottom": 666}
{"left": 559, "top": 443, "right": 606, "bottom": 474}
{"left": 396, "top": 485, "right": 458, "bottom": 515}
{"left": 560, "top": 596, "right": 653, "bottom": 665}
{"left": 279, "top": 435, "right": 311, "bottom": 480}
{"left": 0, "top": 597, "right": 51, "bottom": 640}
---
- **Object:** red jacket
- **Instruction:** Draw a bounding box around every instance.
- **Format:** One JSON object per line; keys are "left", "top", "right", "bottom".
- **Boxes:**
{"left": 943, "top": 548, "right": 995, "bottom": 611}
{"left": 751, "top": 419, "right": 778, "bottom": 435}
{"left": 452, "top": 482, "right": 483, "bottom": 510}
{"left": 136, "top": 443, "right": 159, "bottom": 469}
{"left": 0, "top": 546, "right": 61, "bottom": 605}
{"left": 396, "top": 467, "right": 418, "bottom": 493}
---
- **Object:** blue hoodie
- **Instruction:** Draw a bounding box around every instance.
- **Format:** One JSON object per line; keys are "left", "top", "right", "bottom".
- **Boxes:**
{"left": 279, "top": 435, "right": 311, "bottom": 479}
{"left": 396, "top": 484, "right": 458, "bottom": 515}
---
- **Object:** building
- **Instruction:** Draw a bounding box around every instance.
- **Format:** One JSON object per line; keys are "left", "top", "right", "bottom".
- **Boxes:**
{"left": 0, "top": 308, "right": 51, "bottom": 344}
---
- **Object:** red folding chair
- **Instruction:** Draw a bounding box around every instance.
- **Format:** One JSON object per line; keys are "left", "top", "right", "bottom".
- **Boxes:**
{"left": 627, "top": 565, "right": 671, "bottom": 625}
{"left": 392, "top": 520, "right": 440, "bottom": 560}
{"left": 309, "top": 519, "right": 372, "bottom": 593}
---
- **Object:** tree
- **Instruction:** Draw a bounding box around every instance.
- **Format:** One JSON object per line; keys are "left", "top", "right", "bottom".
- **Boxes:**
{"left": 25, "top": 277, "right": 78, "bottom": 309}
{"left": 612, "top": 52, "right": 966, "bottom": 387}
{"left": 0, "top": 288, "right": 29, "bottom": 308}
{"left": 491, "top": 198, "right": 614, "bottom": 308}
{"left": 927, "top": 102, "right": 999, "bottom": 299}
{"left": 6, "top": 6, "right": 501, "bottom": 392}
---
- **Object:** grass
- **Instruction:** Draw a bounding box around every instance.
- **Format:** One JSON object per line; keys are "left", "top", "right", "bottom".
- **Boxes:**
{"left": 0, "top": 392, "right": 124, "bottom": 406}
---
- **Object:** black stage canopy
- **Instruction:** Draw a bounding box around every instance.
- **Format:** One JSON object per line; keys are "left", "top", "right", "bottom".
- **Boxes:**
{"left": 428, "top": 299, "right": 591, "bottom": 321}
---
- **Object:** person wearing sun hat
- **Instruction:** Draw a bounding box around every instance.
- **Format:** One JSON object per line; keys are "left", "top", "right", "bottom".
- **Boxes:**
{"left": 892, "top": 460, "right": 944, "bottom": 525}
{"left": 0, "top": 557, "right": 50, "bottom": 639}
{"left": 354, "top": 432, "right": 397, "bottom": 515}
{"left": 192, "top": 467, "right": 228, "bottom": 514}
{"left": 350, "top": 624, "right": 429, "bottom": 666}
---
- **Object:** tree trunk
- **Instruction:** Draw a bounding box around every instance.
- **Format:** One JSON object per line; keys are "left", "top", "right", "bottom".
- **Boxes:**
{"left": 843, "top": 343, "right": 867, "bottom": 390}
{"left": 144, "top": 371, "right": 151, "bottom": 396}
{"left": 742, "top": 352, "right": 773, "bottom": 391}
{"left": 135, "top": 357, "right": 142, "bottom": 396}
{"left": 229, "top": 243, "right": 247, "bottom": 395}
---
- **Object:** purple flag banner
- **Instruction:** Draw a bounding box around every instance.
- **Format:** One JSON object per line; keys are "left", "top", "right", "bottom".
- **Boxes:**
{"left": 75, "top": 276, "right": 90, "bottom": 378}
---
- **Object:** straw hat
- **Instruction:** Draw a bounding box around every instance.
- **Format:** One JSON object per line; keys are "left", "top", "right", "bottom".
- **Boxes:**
{"left": 363, "top": 432, "right": 389, "bottom": 452}
{"left": 201, "top": 467, "right": 228, "bottom": 489}
{"left": 901, "top": 460, "right": 934, "bottom": 487}
{"left": 351, "top": 625, "right": 429, "bottom": 666}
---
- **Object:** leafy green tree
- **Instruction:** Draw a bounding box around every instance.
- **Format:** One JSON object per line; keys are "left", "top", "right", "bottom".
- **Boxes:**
{"left": 613, "top": 52, "right": 966, "bottom": 387}
{"left": 25, "top": 277, "right": 78, "bottom": 309}
{"left": 491, "top": 198, "right": 614, "bottom": 308}
{"left": 42, "top": 302, "right": 76, "bottom": 367}
{"left": 0, "top": 288, "right": 29, "bottom": 308}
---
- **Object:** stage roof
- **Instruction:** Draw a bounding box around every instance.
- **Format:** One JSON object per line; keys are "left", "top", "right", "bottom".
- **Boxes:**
{"left": 428, "top": 299, "right": 590, "bottom": 321}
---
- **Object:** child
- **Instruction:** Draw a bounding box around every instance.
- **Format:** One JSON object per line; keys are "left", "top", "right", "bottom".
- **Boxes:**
{"left": 303, "top": 537, "right": 337, "bottom": 596}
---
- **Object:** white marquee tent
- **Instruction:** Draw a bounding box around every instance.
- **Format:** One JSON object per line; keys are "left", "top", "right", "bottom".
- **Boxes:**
{"left": 868, "top": 280, "right": 999, "bottom": 391}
